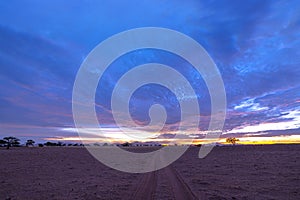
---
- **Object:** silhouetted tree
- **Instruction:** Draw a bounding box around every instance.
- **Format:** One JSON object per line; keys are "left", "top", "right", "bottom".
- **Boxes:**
{"left": 226, "top": 137, "right": 239, "bottom": 145}
{"left": 3, "top": 137, "right": 20, "bottom": 149}
{"left": 121, "top": 142, "right": 130, "bottom": 147}
{"left": 44, "top": 141, "right": 58, "bottom": 146}
{"left": 0, "top": 139, "right": 5, "bottom": 147}
{"left": 26, "top": 139, "right": 35, "bottom": 147}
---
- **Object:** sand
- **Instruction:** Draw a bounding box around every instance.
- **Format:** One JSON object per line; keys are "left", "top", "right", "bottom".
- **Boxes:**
{"left": 0, "top": 145, "right": 299, "bottom": 199}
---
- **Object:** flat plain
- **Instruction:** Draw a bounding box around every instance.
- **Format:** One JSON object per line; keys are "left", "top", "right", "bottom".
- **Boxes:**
{"left": 0, "top": 145, "right": 299, "bottom": 199}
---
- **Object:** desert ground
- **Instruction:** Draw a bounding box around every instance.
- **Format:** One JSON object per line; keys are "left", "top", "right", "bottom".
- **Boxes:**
{"left": 0, "top": 145, "right": 299, "bottom": 200}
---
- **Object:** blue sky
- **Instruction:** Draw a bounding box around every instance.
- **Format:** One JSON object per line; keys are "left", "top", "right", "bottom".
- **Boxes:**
{"left": 0, "top": 0, "right": 299, "bottom": 143}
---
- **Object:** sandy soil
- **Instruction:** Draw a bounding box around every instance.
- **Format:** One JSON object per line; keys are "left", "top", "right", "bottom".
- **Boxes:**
{"left": 173, "top": 145, "right": 300, "bottom": 200}
{"left": 0, "top": 145, "right": 299, "bottom": 200}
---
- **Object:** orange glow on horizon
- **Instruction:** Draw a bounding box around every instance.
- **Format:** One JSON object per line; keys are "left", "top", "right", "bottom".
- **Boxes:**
{"left": 44, "top": 134, "right": 300, "bottom": 145}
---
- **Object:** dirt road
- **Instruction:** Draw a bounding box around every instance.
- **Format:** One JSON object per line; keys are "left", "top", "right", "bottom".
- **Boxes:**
{"left": 131, "top": 160, "right": 198, "bottom": 200}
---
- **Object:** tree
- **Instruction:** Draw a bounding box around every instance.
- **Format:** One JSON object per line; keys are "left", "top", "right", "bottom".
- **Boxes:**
{"left": 0, "top": 139, "right": 5, "bottom": 147}
{"left": 121, "top": 142, "right": 130, "bottom": 147}
{"left": 44, "top": 141, "right": 58, "bottom": 146}
{"left": 226, "top": 137, "right": 239, "bottom": 145}
{"left": 26, "top": 139, "right": 35, "bottom": 147}
{"left": 3, "top": 137, "right": 20, "bottom": 149}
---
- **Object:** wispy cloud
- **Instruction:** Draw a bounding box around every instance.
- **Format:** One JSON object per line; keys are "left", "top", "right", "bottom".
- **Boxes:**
{"left": 227, "top": 109, "right": 300, "bottom": 134}
{"left": 234, "top": 98, "right": 269, "bottom": 112}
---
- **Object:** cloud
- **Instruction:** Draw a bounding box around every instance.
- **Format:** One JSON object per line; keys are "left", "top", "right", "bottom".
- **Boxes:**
{"left": 234, "top": 98, "right": 269, "bottom": 112}
{"left": 227, "top": 109, "right": 300, "bottom": 134}
{"left": 0, "top": 1, "right": 300, "bottom": 142}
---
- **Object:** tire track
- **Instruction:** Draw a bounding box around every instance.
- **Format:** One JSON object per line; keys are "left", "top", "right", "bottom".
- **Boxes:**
{"left": 130, "top": 152, "right": 198, "bottom": 200}
{"left": 130, "top": 171, "right": 157, "bottom": 200}
{"left": 163, "top": 165, "right": 198, "bottom": 200}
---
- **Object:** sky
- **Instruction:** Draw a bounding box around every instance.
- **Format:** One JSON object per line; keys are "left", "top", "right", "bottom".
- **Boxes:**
{"left": 0, "top": 0, "right": 300, "bottom": 144}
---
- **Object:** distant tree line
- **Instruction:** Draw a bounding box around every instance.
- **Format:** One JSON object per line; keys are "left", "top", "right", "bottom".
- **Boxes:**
{"left": 43, "top": 141, "right": 84, "bottom": 147}
{"left": 0, "top": 136, "right": 86, "bottom": 149}
{"left": 0, "top": 136, "right": 242, "bottom": 149}
{"left": 0, "top": 137, "right": 204, "bottom": 149}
